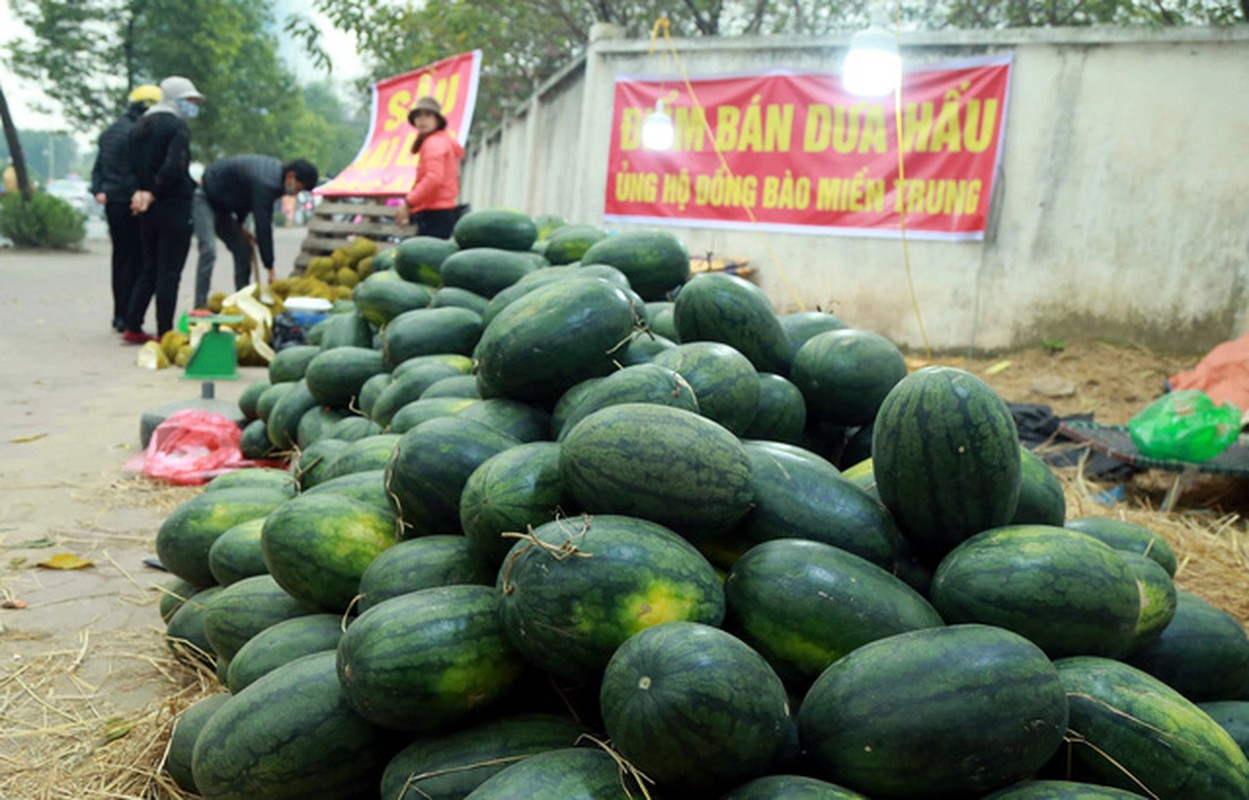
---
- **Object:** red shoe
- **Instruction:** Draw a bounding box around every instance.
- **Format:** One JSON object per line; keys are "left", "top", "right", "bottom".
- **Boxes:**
{"left": 122, "top": 330, "right": 157, "bottom": 345}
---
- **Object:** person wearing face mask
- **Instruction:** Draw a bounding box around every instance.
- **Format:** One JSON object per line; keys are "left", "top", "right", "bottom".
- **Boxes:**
{"left": 394, "top": 96, "right": 464, "bottom": 239}
{"left": 199, "top": 155, "right": 318, "bottom": 292}
{"left": 122, "top": 76, "right": 202, "bottom": 344}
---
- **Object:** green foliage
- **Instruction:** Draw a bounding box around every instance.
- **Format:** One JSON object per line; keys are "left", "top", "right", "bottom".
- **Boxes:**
{"left": 0, "top": 192, "right": 86, "bottom": 249}
{"left": 0, "top": 131, "right": 81, "bottom": 183}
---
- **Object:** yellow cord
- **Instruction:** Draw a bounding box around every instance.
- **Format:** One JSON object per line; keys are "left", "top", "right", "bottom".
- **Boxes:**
{"left": 649, "top": 18, "right": 807, "bottom": 312}
{"left": 892, "top": 0, "right": 932, "bottom": 363}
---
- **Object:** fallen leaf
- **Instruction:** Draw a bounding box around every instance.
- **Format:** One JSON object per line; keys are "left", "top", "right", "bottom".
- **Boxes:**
{"left": 102, "top": 717, "right": 132, "bottom": 742}
{"left": 10, "top": 433, "right": 48, "bottom": 444}
{"left": 37, "top": 553, "right": 94, "bottom": 570}
{"left": 7, "top": 537, "right": 55, "bottom": 549}
{"left": 984, "top": 360, "right": 1012, "bottom": 376}
{"left": 2, "top": 598, "right": 28, "bottom": 609}
{"left": 9, "top": 557, "right": 27, "bottom": 569}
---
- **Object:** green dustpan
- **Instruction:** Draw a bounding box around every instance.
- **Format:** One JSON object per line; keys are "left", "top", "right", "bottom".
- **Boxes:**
{"left": 184, "top": 314, "right": 245, "bottom": 381}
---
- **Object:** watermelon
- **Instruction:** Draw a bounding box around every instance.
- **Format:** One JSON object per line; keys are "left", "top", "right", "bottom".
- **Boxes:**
{"left": 1063, "top": 517, "right": 1178, "bottom": 576}
{"left": 1117, "top": 551, "right": 1176, "bottom": 653}
{"left": 1011, "top": 446, "right": 1067, "bottom": 526}
{"left": 673, "top": 272, "right": 791, "bottom": 374}
{"left": 392, "top": 353, "right": 474, "bottom": 378}
{"left": 382, "top": 307, "right": 483, "bottom": 368}
{"left": 456, "top": 398, "right": 551, "bottom": 443}
{"left": 872, "top": 366, "right": 1022, "bottom": 557}
{"left": 205, "top": 517, "right": 267, "bottom": 586}
{"left": 799, "top": 624, "right": 1069, "bottom": 798}
{"left": 301, "top": 469, "right": 391, "bottom": 515}
{"left": 645, "top": 301, "right": 677, "bottom": 340}
{"left": 560, "top": 403, "right": 754, "bottom": 543}
{"left": 303, "top": 346, "right": 386, "bottom": 409}
{"left": 440, "top": 247, "right": 539, "bottom": 298}
{"left": 791, "top": 329, "right": 907, "bottom": 426}
{"left": 357, "top": 373, "right": 391, "bottom": 417}
{"left": 357, "top": 535, "right": 495, "bottom": 612}
{"left": 380, "top": 714, "right": 586, "bottom": 800}
{"left": 474, "top": 278, "right": 639, "bottom": 405}
{"left": 1198, "top": 701, "right": 1249, "bottom": 755}
{"left": 463, "top": 747, "right": 641, "bottom": 799}
{"left": 460, "top": 442, "right": 570, "bottom": 567}
{"left": 295, "top": 405, "right": 344, "bottom": 449}
{"left": 266, "top": 379, "right": 319, "bottom": 449}
{"left": 165, "top": 586, "right": 224, "bottom": 666}
{"left": 158, "top": 576, "right": 202, "bottom": 623}
{"left": 238, "top": 378, "right": 271, "bottom": 420}
{"left": 225, "top": 613, "right": 343, "bottom": 692}
{"left": 394, "top": 236, "right": 458, "bottom": 285}
{"left": 543, "top": 225, "right": 608, "bottom": 265}
{"left": 982, "top": 781, "right": 1149, "bottom": 799}
{"left": 618, "top": 331, "right": 677, "bottom": 365}
{"left": 387, "top": 416, "right": 520, "bottom": 536}
{"left": 238, "top": 418, "right": 278, "bottom": 460}
{"left": 725, "top": 440, "right": 902, "bottom": 568}
{"left": 254, "top": 380, "right": 295, "bottom": 422}
{"left": 323, "top": 415, "right": 384, "bottom": 442}
{"left": 352, "top": 272, "right": 433, "bottom": 326}
{"left": 780, "top": 310, "right": 850, "bottom": 358}
{"left": 268, "top": 344, "right": 320, "bottom": 383}
{"left": 1126, "top": 590, "right": 1249, "bottom": 701}
{"left": 202, "top": 574, "right": 312, "bottom": 661}
{"left": 550, "top": 377, "right": 604, "bottom": 437}
{"left": 479, "top": 269, "right": 573, "bottom": 327}
{"left": 292, "top": 437, "right": 348, "bottom": 489}
{"left": 261, "top": 493, "right": 399, "bottom": 612}
{"left": 600, "top": 621, "right": 792, "bottom": 793}
{"left": 498, "top": 514, "right": 725, "bottom": 682}
{"left": 317, "top": 310, "right": 373, "bottom": 350}
{"left": 166, "top": 693, "right": 231, "bottom": 793}
{"left": 650, "top": 341, "right": 760, "bottom": 434}
{"left": 390, "top": 396, "right": 480, "bottom": 433}
{"left": 202, "top": 468, "right": 295, "bottom": 496}
{"left": 430, "top": 285, "right": 490, "bottom": 316}
{"left": 724, "top": 538, "right": 942, "bottom": 687}
{"left": 931, "top": 525, "right": 1140, "bottom": 658}
{"left": 422, "top": 374, "right": 482, "bottom": 399}
{"left": 1055, "top": 655, "right": 1249, "bottom": 797}
{"left": 554, "top": 363, "right": 699, "bottom": 440}
{"left": 319, "top": 433, "right": 400, "bottom": 482}
{"left": 453, "top": 208, "right": 538, "bottom": 252}
{"left": 371, "top": 364, "right": 464, "bottom": 427}
{"left": 723, "top": 775, "right": 869, "bottom": 799}
{"left": 155, "top": 488, "right": 289, "bottom": 586}
{"left": 580, "top": 230, "right": 689, "bottom": 301}
{"left": 742, "top": 372, "right": 807, "bottom": 445}
{"left": 336, "top": 585, "right": 527, "bottom": 732}
{"left": 191, "top": 651, "right": 390, "bottom": 800}
{"left": 838, "top": 423, "right": 873, "bottom": 469}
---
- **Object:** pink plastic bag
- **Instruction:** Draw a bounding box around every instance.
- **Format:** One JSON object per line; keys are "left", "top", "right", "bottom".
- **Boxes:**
{"left": 124, "top": 410, "right": 281, "bottom": 485}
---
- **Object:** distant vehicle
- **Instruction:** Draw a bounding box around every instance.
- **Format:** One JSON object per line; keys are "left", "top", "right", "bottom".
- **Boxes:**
{"left": 45, "top": 178, "right": 96, "bottom": 218}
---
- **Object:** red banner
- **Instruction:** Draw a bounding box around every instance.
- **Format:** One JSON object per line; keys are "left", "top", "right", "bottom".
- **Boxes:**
{"left": 318, "top": 51, "right": 482, "bottom": 197}
{"left": 604, "top": 55, "right": 1011, "bottom": 240}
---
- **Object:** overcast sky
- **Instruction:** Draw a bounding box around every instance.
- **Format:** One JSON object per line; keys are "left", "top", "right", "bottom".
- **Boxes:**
{"left": 0, "top": 2, "right": 366, "bottom": 137}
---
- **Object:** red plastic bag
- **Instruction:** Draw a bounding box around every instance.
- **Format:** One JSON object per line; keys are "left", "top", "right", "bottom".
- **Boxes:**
{"left": 125, "top": 410, "right": 281, "bottom": 485}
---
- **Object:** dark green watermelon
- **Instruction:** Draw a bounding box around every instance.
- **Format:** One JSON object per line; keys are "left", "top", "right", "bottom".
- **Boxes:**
{"left": 156, "top": 488, "right": 289, "bottom": 587}
{"left": 460, "top": 442, "right": 570, "bottom": 567}
{"left": 1011, "top": 446, "right": 1067, "bottom": 526}
{"left": 722, "top": 775, "right": 869, "bottom": 799}
{"left": 742, "top": 372, "right": 807, "bottom": 445}
{"left": 225, "top": 613, "right": 343, "bottom": 692}
{"left": 1126, "top": 590, "right": 1249, "bottom": 701}
{"left": 357, "top": 535, "right": 495, "bottom": 612}
{"left": 463, "top": 747, "right": 642, "bottom": 799}
{"left": 791, "top": 329, "right": 907, "bottom": 426}
{"left": 453, "top": 208, "right": 538, "bottom": 252}
{"left": 202, "top": 573, "right": 312, "bottom": 661}
{"left": 394, "top": 236, "right": 458, "bottom": 286}
{"left": 673, "top": 272, "right": 790, "bottom": 374}
{"left": 580, "top": 229, "right": 689, "bottom": 301}
{"left": 1064, "top": 517, "right": 1177, "bottom": 576}
{"left": 166, "top": 693, "right": 232, "bottom": 793}
{"left": 650, "top": 341, "right": 760, "bottom": 434}
{"left": 382, "top": 307, "right": 483, "bottom": 368}
{"left": 553, "top": 363, "right": 698, "bottom": 440}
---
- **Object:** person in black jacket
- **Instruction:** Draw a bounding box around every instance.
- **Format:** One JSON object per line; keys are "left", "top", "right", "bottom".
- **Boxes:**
{"left": 91, "top": 84, "right": 160, "bottom": 333}
{"left": 122, "top": 76, "right": 203, "bottom": 344}
{"left": 199, "top": 155, "right": 318, "bottom": 294}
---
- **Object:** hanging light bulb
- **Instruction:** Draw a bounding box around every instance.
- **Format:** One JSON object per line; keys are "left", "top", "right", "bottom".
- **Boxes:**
{"left": 843, "top": 27, "right": 902, "bottom": 98}
{"left": 641, "top": 99, "right": 675, "bottom": 151}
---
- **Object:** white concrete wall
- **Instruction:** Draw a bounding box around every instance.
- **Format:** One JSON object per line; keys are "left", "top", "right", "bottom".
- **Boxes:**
{"left": 463, "top": 27, "right": 1249, "bottom": 353}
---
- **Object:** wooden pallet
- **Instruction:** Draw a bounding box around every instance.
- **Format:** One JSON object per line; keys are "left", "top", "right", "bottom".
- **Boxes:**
{"left": 294, "top": 198, "right": 416, "bottom": 272}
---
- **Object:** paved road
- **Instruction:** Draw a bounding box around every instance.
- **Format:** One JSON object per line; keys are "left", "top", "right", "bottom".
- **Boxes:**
{"left": 0, "top": 226, "right": 308, "bottom": 772}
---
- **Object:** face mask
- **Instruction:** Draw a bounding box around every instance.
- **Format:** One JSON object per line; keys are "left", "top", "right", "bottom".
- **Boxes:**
{"left": 176, "top": 98, "right": 200, "bottom": 119}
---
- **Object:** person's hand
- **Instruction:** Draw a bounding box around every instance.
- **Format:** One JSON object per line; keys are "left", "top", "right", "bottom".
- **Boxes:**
{"left": 130, "top": 190, "right": 154, "bottom": 215}
{"left": 394, "top": 207, "right": 410, "bottom": 226}
{"left": 94, "top": 192, "right": 106, "bottom": 205}
{"left": 240, "top": 227, "right": 257, "bottom": 248}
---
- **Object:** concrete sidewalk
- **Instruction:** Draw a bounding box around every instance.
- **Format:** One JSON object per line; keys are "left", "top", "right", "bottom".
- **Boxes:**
{"left": 0, "top": 227, "right": 308, "bottom": 761}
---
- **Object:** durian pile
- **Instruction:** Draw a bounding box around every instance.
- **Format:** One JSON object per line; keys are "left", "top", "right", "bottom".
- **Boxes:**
{"left": 289, "top": 236, "right": 380, "bottom": 301}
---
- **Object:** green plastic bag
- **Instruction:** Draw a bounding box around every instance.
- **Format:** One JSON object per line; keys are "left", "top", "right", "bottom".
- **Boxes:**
{"left": 1127, "top": 390, "right": 1241, "bottom": 463}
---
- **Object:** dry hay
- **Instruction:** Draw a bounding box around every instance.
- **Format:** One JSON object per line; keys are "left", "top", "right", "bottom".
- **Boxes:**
{"left": 1, "top": 618, "right": 218, "bottom": 799}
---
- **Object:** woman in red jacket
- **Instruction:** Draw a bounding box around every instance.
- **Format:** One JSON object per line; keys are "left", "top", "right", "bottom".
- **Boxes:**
{"left": 396, "top": 96, "right": 465, "bottom": 239}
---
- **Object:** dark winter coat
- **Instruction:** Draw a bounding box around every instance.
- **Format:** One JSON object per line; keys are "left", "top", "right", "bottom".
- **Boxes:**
{"left": 202, "top": 155, "right": 285, "bottom": 271}
{"left": 90, "top": 103, "right": 145, "bottom": 203}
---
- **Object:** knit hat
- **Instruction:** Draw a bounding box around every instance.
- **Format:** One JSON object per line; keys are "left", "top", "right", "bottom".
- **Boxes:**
{"left": 160, "top": 76, "right": 204, "bottom": 103}
{"left": 407, "top": 96, "right": 445, "bottom": 127}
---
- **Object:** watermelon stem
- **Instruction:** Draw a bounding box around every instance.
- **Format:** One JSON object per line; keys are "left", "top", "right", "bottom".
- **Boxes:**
{"left": 574, "top": 733, "right": 655, "bottom": 800}
{"left": 498, "top": 516, "right": 594, "bottom": 595}
{"left": 1062, "top": 725, "right": 1161, "bottom": 800}
{"left": 401, "top": 755, "right": 532, "bottom": 797}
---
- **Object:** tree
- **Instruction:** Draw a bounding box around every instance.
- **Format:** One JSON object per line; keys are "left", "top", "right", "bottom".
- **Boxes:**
{"left": 0, "top": 130, "right": 80, "bottom": 182}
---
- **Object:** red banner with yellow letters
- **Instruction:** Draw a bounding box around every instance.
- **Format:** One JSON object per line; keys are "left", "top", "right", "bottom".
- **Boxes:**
{"left": 604, "top": 55, "right": 1011, "bottom": 240}
{"left": 317, "top": 51, "right": 482, "bottom": 197}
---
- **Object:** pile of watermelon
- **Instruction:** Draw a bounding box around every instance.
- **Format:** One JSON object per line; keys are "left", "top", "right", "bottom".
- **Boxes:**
{"left": 153, "top": 208, "right": 1249, "bottom": 800}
